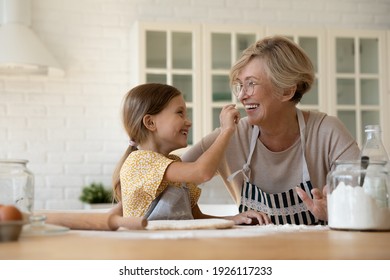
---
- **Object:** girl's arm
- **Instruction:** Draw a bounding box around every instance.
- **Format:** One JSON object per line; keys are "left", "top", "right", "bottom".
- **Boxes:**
{"left": 164, "top": 104, "right": 239, "bottom": 184}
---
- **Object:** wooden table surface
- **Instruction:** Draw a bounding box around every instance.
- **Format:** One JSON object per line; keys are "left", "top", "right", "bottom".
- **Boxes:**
{"left": 1, "top": 226, "right": 389, "bottom": 260}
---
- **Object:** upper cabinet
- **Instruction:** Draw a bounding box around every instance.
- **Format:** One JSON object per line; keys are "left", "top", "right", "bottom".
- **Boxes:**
{"left": 328, "top": 30, "right": 387, "bottom": 146}
{"left": 202, "top": 25, "right": 264, "bottom": 134}
{"left": 130, "top": 22, "right": 201, "bottom": 145}
{"left": 266, "top": 28, "right": 327, "bottom": 114}
{"left": 131, "top": 22, "right": 389, "bottom": 150}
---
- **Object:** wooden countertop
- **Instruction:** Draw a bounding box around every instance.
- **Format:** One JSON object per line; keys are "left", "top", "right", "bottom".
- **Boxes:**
{"left": 1, "top": 226, "right": 389, "bottom": 260}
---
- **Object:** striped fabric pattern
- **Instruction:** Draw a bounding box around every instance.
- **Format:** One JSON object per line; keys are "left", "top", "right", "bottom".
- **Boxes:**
{"left": 239, "top": 181, "right": 325, "bottom": 225}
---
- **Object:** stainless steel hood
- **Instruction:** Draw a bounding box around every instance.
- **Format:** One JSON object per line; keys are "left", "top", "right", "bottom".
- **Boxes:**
{"left": 0, "top": 0, "right": 64, "bottom": 76}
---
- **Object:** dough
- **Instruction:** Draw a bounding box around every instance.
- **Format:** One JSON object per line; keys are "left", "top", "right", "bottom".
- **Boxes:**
{"left": 146, "top": 218, "right": 234, "bottom": 230}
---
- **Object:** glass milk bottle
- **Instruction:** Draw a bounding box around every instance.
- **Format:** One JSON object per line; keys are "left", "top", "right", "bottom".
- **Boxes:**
{"left": 360, "top": 125, "right": 389, "bottom": 166}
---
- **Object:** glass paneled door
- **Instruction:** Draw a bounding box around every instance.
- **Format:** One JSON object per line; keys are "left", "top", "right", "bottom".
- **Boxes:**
{"left": 266, "top": 28, "right": 326, "bottom": 113}
{"left": 203, "top": 26, "right": 264, "bottom": 134}
{"left": 330, "top": 31, "right": 386, "bottom": 147}
{"left": 132, "top": 22, "right": 201, "bottom": 146}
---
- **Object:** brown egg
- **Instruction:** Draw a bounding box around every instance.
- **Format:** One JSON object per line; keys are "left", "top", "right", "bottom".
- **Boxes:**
{"left": 0, "top": 205, "right": 23, "bottom": 221}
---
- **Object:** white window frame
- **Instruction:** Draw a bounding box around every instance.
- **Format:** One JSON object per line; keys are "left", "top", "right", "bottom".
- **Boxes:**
{"left": 327, "top": 29, "right": 388, "bottom": 146}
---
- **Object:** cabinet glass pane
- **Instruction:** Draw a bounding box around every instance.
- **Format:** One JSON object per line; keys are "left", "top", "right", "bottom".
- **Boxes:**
{"left": 146, "top": 31, "right": 166, "bottom": 68}
{"left": 299, "top": 37, "right": 318, "bottom": 72}
{"left": 361, "top": 110, "right": 380, "bottom": 142}
{"left": 236, "top": 34, "right": 256, "bottom": 59}
{"left": 187, "top": 108, "right": 193, "bottom": 145}
{"left": 212, "top": 33, "right": 231, "bottom": 69}
{"left": 172, "top": 32, "right": 192, "bottom": 69}
{"left": 337, "top": 78, "right": 355, "bottom": 105}
{"left": 212, "top": 75, "right": 231, "bottom": 102}
{"left": 173, "top": 74, "right": 193, "bottom": 102}
{"left": 336, "top": 38, "right": 354, "bottom": 73}
{"left": 212, "top": 108, "right": 221, "bottom": 130}
{"left": 337, "top": 110, "right": 356, "bottom": 139}
{"left": 360, "top": 38, "right": 378, "bottom": 74}
{"left": 361, "top": 79, "right": 379, "bottom": 105}
{"left": 301, "top": 78, "right": 318, "bottom": 105}
{"left": 146, "top": 74, "right": 167, "bottom": 84}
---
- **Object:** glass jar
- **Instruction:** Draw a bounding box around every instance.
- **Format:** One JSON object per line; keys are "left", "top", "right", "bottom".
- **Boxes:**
{"left": 0, "top": 160, "right": 69, "bottom": 236}
{"left": 327, "top": 160, "right": 390, "bottom": 231}
{"left": 0, "top": 159, "right": 34, "bottom": 216}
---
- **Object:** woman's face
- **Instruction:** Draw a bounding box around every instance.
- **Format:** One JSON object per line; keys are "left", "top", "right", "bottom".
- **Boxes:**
{"left": 235, "top": 58, "right": 283, "bottom": 126}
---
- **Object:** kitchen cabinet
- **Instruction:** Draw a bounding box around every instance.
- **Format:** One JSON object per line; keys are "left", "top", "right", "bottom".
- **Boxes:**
{"left": 328, "top": 29, "right": 388, "bottom": 146}
{"left": 266, "top": 28, "right": 388, "bottom": 148}
{"left": 202, "top": 25, "right": 264, "bottom": 134}
{"left": 130, "top": 22, "right": 202, "bottom": 146}
{"left": 131, "top": 22, "right": 389, "bottom": 150}
{"left": 265, "top": 28, "right": 327, "bottom": 114}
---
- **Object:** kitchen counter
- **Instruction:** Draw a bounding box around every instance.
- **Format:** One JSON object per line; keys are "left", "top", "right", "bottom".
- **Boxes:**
{"left": 1, "top": 224, "right": 389, "bottom": 260}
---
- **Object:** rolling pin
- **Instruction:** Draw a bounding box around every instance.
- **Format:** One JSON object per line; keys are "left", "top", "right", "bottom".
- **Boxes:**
{"left": 39, "top": 202, "right": 147, "bottom": 231}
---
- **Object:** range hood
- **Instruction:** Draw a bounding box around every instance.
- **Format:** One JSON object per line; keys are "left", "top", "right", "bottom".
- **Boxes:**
{"left": 0, "top": 0, "right": 64, "bottom": 76}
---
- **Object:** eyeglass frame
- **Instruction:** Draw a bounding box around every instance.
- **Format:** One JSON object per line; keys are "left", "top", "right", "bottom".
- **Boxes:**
{"left": 231, "top": 80, "right": 260, "bottom": 97}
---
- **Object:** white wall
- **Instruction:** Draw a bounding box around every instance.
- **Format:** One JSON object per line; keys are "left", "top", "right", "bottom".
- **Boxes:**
{"left": 1, "top": 0, "right": 390, "bottom": 210}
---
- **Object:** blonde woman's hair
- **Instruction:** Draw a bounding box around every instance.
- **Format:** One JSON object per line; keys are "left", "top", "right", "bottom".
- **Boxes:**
{"left": 230, "top": 35, "right": 314, "bottom": 103}
{"left": 112, "top": 83, "right": 181, "bottom": 201}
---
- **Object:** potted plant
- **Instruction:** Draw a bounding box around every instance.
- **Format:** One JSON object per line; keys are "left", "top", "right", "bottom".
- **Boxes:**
{"left": 79, "top": 182, "right": 113, "bottom": 210}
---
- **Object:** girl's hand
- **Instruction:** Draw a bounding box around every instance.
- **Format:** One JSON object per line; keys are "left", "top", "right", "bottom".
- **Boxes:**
{"left": 296, "top": 185, "right": 328, "bottom": 221}
{"left": 219, "top": 104, "right": 240, "bottom": 133}
{"left": 227, "top": 209, "right": 272, "bottom": 225}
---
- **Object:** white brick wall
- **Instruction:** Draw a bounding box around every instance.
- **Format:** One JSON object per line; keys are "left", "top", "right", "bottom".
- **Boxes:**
{"left": 0, "top": 0, "right": 389, "bottom": 210}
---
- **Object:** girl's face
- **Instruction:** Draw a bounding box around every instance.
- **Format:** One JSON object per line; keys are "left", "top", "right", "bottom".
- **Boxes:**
{"left": 235, "top": 58, "right": 284, "bottom": 126}
{"left": 153, "top": 95, "right": 192, "bottom": 154}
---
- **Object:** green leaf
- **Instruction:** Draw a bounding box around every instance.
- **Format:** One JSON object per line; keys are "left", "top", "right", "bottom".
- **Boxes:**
{"left": 79, "top": 182, "right": 113, "bottom": 204}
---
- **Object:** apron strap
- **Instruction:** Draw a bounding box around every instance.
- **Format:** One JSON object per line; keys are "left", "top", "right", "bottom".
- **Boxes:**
{"left": 296, "top": 109, "right": 310, "bottom": 182}
{"left": 227, "top": 125, "right": 259, "bottom": 182}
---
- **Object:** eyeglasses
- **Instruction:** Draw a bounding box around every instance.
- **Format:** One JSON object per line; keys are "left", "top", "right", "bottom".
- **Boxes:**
{"left": 231, "top": 80, "right": 259, "bottom": 97}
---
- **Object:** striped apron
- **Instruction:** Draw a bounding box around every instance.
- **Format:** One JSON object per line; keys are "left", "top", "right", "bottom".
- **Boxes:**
{"left": 229, "top": 109, "right": 324, "bottom": 225}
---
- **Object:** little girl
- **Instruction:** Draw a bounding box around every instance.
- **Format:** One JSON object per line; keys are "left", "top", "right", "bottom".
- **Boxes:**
{"left": 112, "top": 83, "right": 239, "bottom": 221}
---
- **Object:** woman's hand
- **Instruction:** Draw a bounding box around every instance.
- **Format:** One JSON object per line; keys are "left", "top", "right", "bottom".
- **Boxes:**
{"left": 227, "top": 209, "right": 272, "bottom": 225}
{"left": 296, "top": 185, "right": 328, "bottom": 221}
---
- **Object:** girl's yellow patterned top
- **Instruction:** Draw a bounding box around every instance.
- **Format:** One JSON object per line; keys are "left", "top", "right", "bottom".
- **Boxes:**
{"left": 120, "top": 150, "right": 201, "bottom": 217}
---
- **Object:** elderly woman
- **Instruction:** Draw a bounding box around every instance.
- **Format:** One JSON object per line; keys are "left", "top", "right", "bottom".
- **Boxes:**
{"left": 182, "top": 35, "right": 360, "bottom": 225}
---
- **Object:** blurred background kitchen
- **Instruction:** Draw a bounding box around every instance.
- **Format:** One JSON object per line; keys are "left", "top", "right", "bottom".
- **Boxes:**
{"left": 0, "top": 0, "right": 389, "bottom": 211}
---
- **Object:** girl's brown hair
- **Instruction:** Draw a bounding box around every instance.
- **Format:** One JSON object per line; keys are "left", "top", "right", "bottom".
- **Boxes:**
{"left": 112, "top": 83, "right": 181, "bottom": 201}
